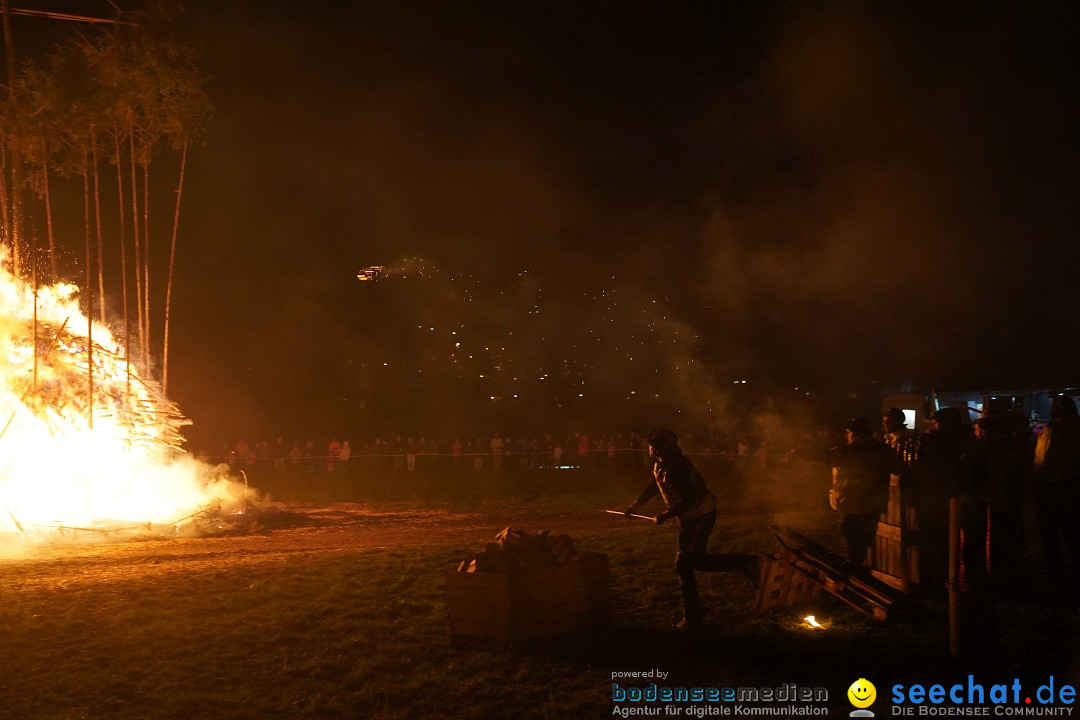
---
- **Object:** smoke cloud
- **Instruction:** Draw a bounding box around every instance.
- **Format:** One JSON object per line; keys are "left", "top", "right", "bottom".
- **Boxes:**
{"left": 158, "top": 1, "right": 1080, "bottom": 448}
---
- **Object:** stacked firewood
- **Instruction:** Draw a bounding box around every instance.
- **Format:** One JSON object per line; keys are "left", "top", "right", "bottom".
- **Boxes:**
{"left": 456, "top": 527, "right": 582, "bottom": 573}
{"left": 12, "top": 319, "right": 190, "bottom": 453}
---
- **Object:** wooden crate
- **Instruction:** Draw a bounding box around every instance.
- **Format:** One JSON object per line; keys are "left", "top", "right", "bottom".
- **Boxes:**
{"left": 872, "top": 476, "right": 920, "bottom": 591}
{"left": 445, "top": 552, "right": 611, "bottom": 646}
{"left": 751, "top": 552, "right": 820, "bottom": 613}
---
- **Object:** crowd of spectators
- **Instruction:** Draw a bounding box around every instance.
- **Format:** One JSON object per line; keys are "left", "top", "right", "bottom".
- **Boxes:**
{"left": 197, "top": 424, "right": 839, "bottom": 480}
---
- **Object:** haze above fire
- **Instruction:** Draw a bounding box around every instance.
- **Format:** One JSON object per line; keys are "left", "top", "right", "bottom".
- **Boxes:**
{"left": 33, "top": 1, "right": 1078, "bottom": 444}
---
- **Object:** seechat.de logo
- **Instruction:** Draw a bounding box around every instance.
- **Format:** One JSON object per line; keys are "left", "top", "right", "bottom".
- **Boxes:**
{"left": 849, "top": 678, "right": 877, "bottom": 717}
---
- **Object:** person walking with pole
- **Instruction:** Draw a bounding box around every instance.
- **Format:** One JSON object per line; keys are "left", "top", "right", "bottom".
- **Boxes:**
{"left": 623, "top": 428, "right": 758, "bottom": 629}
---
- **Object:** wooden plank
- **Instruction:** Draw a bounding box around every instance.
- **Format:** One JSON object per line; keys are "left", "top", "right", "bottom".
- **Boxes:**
{"left": 447, "top": 582, "right": 510, "bottom": 605}
{"left": 751, "top": 553, "right": 820, "bottom": 613}
{"left": 445, "top": 571, "right": 509, "bottom": 592}
{"left": 907, "top": 545, "right": 920, "bottom": 584}
{"left": 887, "top": 477, "right": 902, "bottom": 525}
{"left": 876, "top": 522, "right": 902, "bottom": 542}
{"left": 768, "top": 526, "right": 915, "bottom": 621}
{"left": 447, "top": 591, "right": 514, "bottom": 613}
{"left": 872, "top": 472, "right": 924, "bottom": 591}
{"left": 447, "top": 581, "right": 610, "bottom": 623}
{"left": 510, "top": 579, "right": 609, "bottom": 612}
{"left": 449, "top": 618, "right": 512, "bottom": 643}
{"left": 446, "top": 552, "right": 611, "bottom": 646}
{"left": 512, "top": 564, "right": 596, "bottom": 596}
{"left": 871, "top": 569, "right": 906, "bottom": 591}
{"left": 511, "top": 597, "right": 608, "bottom": 626}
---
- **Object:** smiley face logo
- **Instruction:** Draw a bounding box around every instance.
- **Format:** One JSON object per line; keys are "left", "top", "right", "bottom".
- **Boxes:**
{"left": 848, "top": 678, "right": 877, "bottom": 709}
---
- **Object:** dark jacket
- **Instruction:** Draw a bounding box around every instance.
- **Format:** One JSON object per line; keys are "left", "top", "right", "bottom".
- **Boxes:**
{"left": 913, "top": 425, "right": 969, "bottom": 503}
{"left": 633, "top": 449, "right": 717, "bottom": 523}
{"left": 969, "top": 415, "right": 1029, "bottom": 507}
{"left": 829, "top": 437, "right": 895, "bottom": 515}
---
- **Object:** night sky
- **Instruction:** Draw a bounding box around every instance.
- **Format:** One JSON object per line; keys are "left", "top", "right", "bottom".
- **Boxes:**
{"left": 19, "top": 1, "right": 1080, "bottom": 447}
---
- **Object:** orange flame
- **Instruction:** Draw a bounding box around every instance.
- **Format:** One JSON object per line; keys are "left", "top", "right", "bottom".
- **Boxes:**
{"left": 0, "top": 262, "right": 250, "bottom": 543}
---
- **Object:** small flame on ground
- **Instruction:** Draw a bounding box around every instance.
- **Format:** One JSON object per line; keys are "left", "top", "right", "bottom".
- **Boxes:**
{"left": 804, "top": 615, "right": 822, "bottom": 628}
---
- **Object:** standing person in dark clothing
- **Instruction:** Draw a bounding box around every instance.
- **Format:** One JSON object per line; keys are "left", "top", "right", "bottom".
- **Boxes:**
{"left": 882, "top": 407, "right": 913, "bottom": 454}
{"left": 911, "top": 406, "right": 969, "bottom": 595}
{"left": 623, "top": 428, "right": 758, "bottom": 630}
{"left": 1033, "top": 395, "right": 1080, "bottom": 588}
{"left": 969, "top": 409, "right": 1029, "bottom": 590}
{"left": 829, "top": 417, "right": 897, "bottom": 567}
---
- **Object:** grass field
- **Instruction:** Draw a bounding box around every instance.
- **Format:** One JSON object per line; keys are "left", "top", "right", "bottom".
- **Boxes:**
{"left": 1, "top": 464, "right": 1077, "bottom": 719}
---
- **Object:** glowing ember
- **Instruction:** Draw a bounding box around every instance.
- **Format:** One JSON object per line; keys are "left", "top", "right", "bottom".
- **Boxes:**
{"left": 0, "top": 263, "right": 251, "bottom": 543}
{"left": 804, "top": 615, "right": 822, "bottom": 628}
{"left": 356, "top": 265, "right": 385, "bottom": 281}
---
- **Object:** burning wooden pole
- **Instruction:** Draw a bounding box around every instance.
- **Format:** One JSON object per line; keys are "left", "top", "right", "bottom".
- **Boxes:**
{"left": 3, "top": 499, "right": 25, "bottom": 534}
{"left": 604, "top": 509, "right": 655, "bottom": 521}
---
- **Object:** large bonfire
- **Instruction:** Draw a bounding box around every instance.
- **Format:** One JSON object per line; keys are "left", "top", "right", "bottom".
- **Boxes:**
{"left": 0, "top": 263, "right": 252, "bottom": 545}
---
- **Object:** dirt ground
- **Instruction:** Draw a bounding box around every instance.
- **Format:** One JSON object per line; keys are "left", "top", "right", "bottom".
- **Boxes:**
{"left": 0, "top": 502, "right": 628, "bottom": 594}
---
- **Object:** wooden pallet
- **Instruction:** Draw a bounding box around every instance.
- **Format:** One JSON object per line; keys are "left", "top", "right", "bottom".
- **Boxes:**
{"left": 752, "top": 552, "right": 821, "bottom": 613}
{"left": 764, "top": 526, "right": 916, "bottom": 621}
